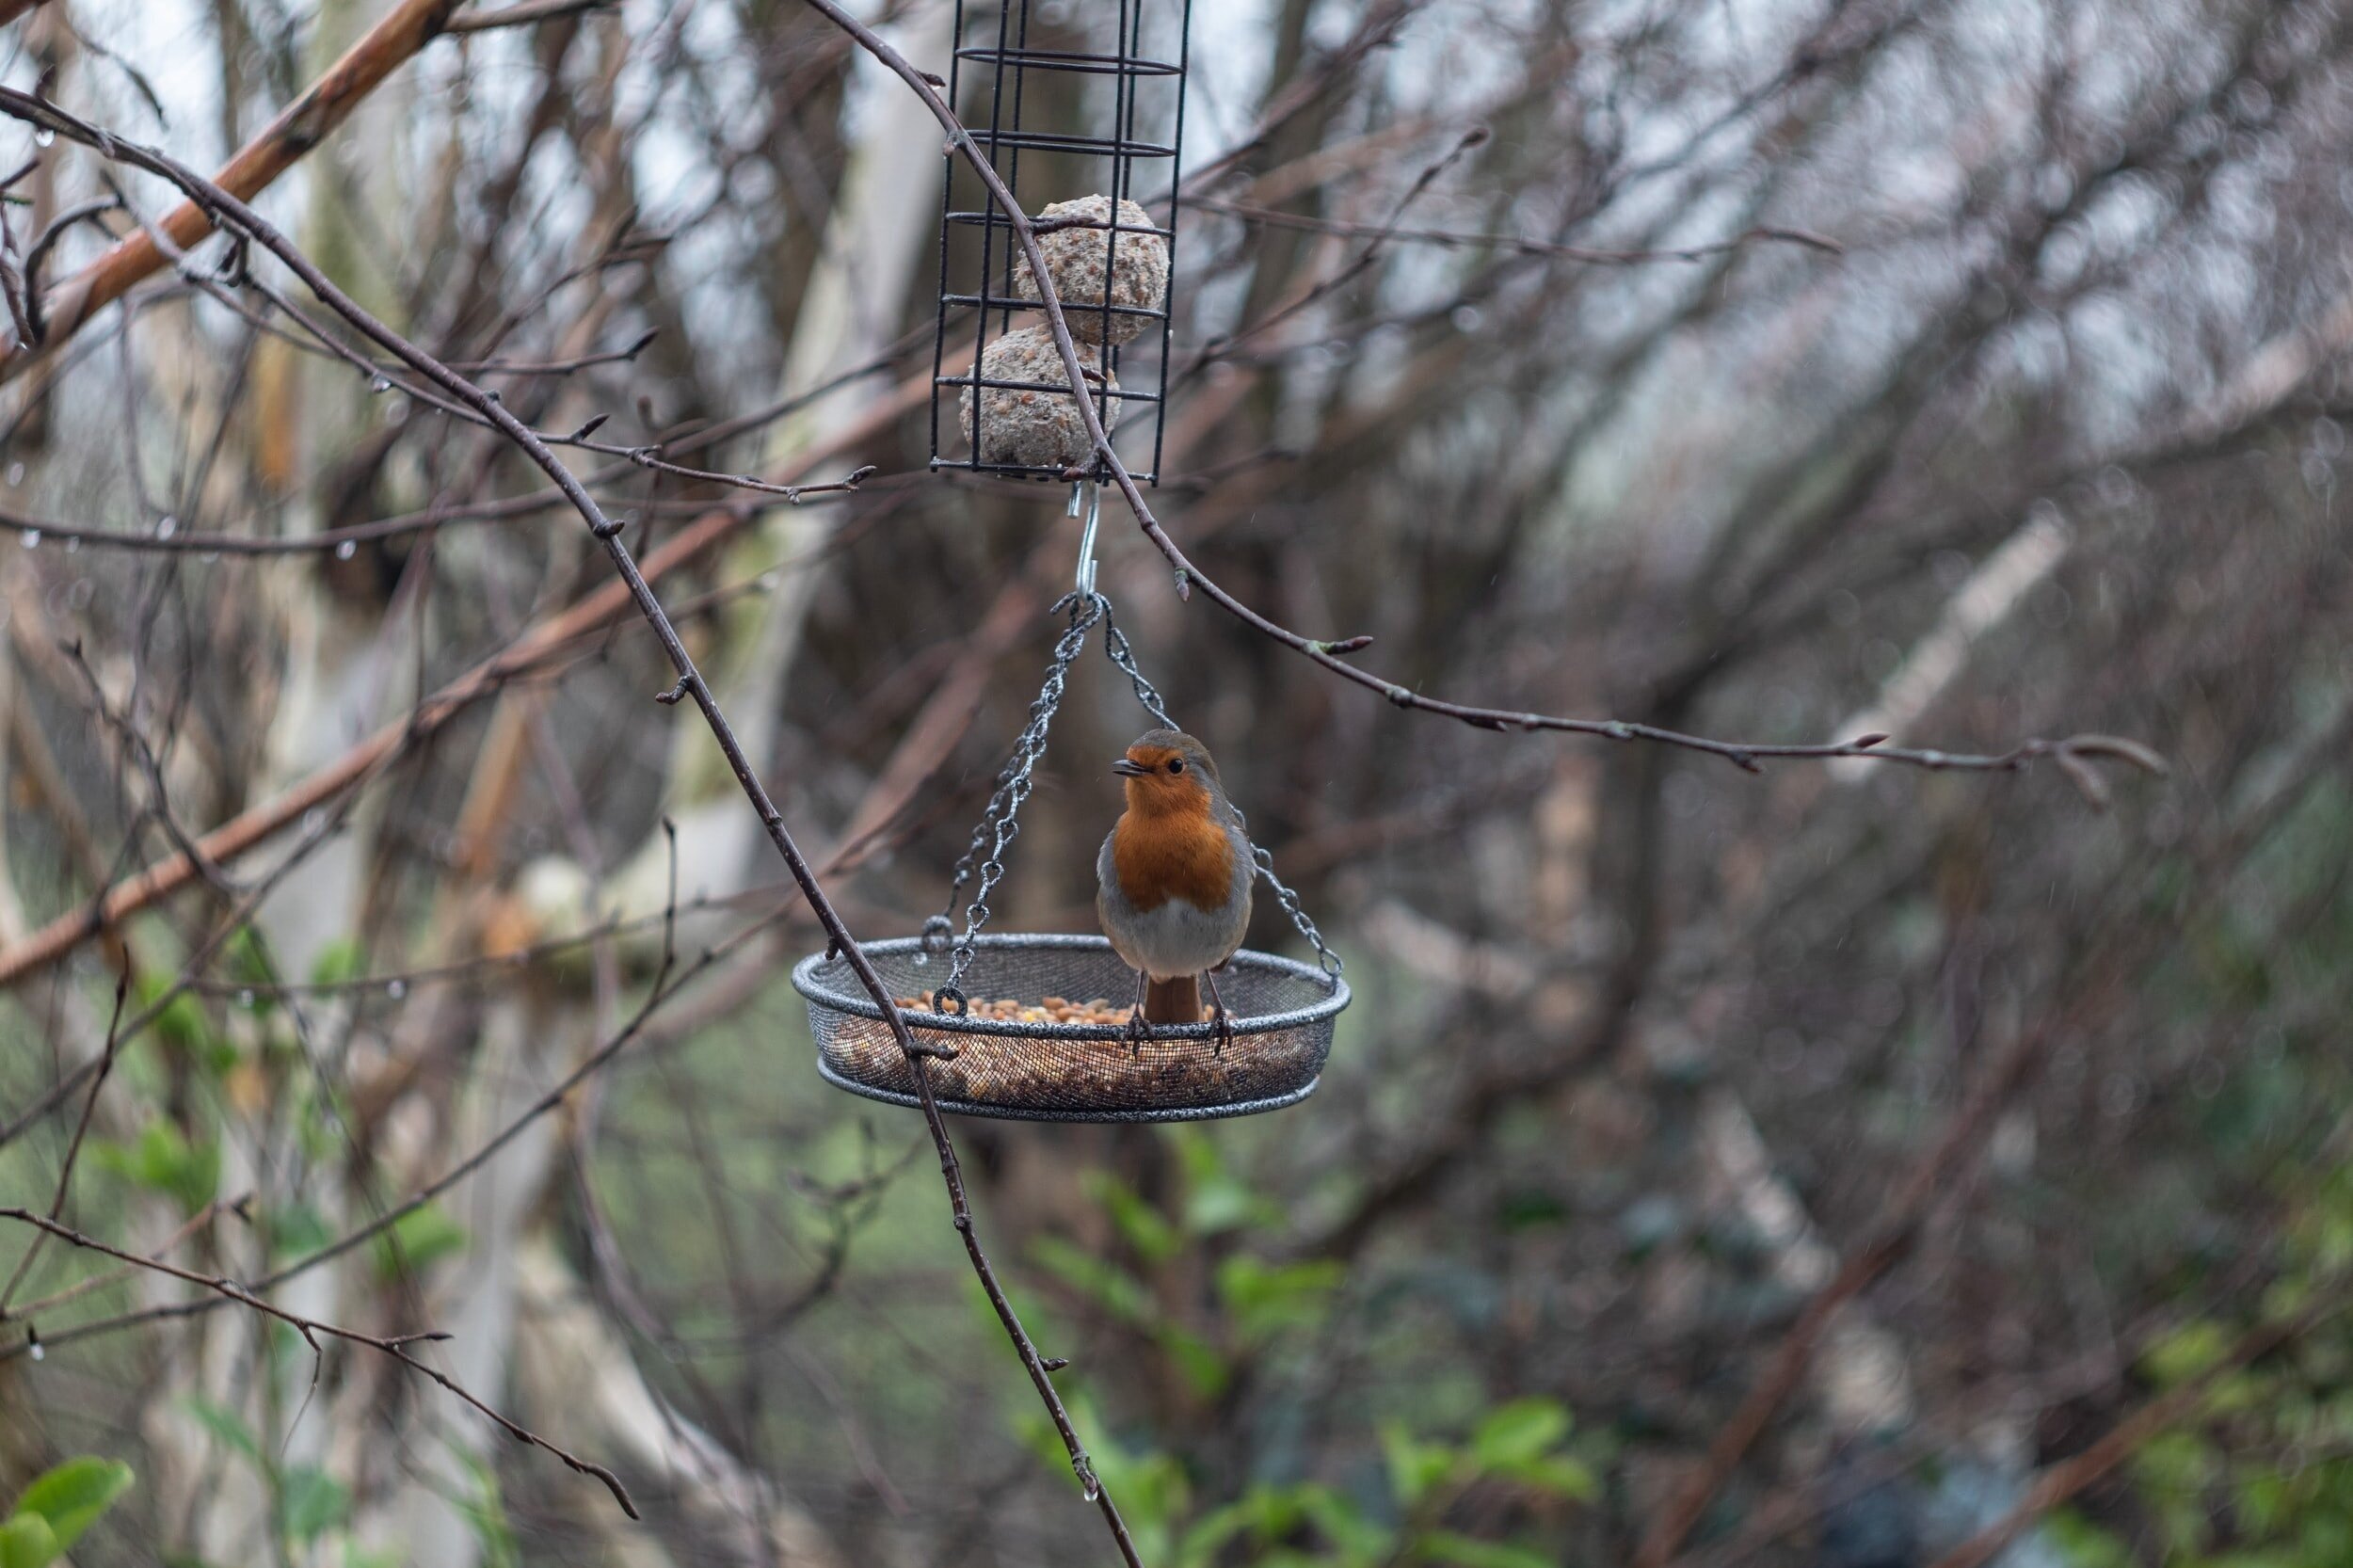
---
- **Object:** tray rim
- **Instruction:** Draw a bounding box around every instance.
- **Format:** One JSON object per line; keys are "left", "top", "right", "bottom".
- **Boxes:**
{"left": 814, "top": 1055, "right": 1322, "bottom": 1123}
{"left": 791, "top": 933, "right": 1349, "bottom": 1044}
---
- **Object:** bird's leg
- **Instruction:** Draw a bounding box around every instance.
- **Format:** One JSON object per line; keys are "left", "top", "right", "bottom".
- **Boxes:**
{"left": 1126, "top": 968, "right": 1150, "bottom": 1058}
{"left": 1202, "top": 967, "right": 1233, "bottom": 1058}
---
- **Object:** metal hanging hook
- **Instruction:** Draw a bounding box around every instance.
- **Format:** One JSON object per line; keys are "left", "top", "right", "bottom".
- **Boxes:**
{"left": 1070, "top": 480, "right": 1101, "bottom": 596}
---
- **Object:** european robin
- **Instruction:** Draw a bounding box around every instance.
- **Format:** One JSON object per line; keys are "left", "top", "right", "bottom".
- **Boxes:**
{"left": 1096, "top": 728, "right": 1254, "bottom": 1052}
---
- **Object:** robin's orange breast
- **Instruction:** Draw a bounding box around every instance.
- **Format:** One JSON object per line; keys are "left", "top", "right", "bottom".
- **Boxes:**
{"left": 1112, "top": 810, "right": 1236, "bottom": 913}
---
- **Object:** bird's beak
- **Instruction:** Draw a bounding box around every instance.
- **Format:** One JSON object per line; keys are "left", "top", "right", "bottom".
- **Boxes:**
{"left": 1112, "top": 758, "right": 1148, "bottom": 776}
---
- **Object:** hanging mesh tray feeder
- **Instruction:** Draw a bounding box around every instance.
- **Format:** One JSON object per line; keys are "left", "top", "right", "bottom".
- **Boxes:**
{"left": 794, "top": 586, "right": 1348, "bottom": 1122}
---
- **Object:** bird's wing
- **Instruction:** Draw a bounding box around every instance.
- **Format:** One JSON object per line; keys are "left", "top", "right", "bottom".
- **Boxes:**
{"left": 1227, "top": 823, "right": 1256, "bottom": 938}
{"left": 1095, "top": 828, "right": 1128, "bottom": 935}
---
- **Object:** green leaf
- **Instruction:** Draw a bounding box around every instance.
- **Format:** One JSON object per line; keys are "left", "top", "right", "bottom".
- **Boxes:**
{"left": 1291, "top": 1483, "right": 1393, "bottom": 1561}
{"left": 451, "top": 1448, "right": 520, "bottom": 1568}
{"left": 265, "top": 1202, "right": 336, "bottom": 1263}
{"left": 276, "top": 1465, "right": 349, "bottom": 1544}
{"left": 1175, "top": 1498, "right": 1258, "bottom": 1568}
{"left": 1184, "top": 1171, "right": 1270, "bottom": 1235}
{"left": 370, "top": 1203, "right": 470, "bottom": 1282}
{"left": 93, "top": 1122, "right": 219, "bottom": 1216}
{"left": 0, "top": 1513, "right": 58, "bottom": 1568}
{"left": 339, "top": 1550, "right": 407, "bottom": 1568}
{"left": 133, "top": 974, "right": 230, "bottom": 1073}
{"left": 307, "top": 938, "right": 364, "bottom": 989}
{"left": 1496, "top": 1454, "right": 1597, "bottom": 1500}
{"left": 223, "top": 925, "right": 275, "bottom": 988}
{"left": 1214, "top": 1256, "right": 1342, "bottom": 1340}
{"left": 1088, "top": 1174, "right": 1182, "bottom": 1264}
{"left": 1028, "top": 1236, "right": 1152, "bottom": 1325}
{"left": 1169, "top": 1128, "right": 1276, "bottom": 1234}
{"left": 1160, "top": 1326, "right": 1231, "bottom": 1400}
{"left": 179, "top": 1397, "right": 265, "bottom": 1470}
{"left": 1469, "top": 1399, "right": 1572, "bottom": 1470}
{"left": 1416, "top": 1529, "right": 1556, "bottom": 1568}
{"left": 12, "top": 1455, "right": 135, "bottom": 1550}
{"left": 1382, "top": 1421, "right": 1455, "bottom": 1510}
{"left": 2142, "top": 1320, "right": 2231, "bottom": 1388}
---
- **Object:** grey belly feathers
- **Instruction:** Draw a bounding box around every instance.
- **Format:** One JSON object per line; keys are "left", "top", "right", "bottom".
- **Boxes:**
{"left": 1095, "top": 827, "right": 1254, "bottom": 981}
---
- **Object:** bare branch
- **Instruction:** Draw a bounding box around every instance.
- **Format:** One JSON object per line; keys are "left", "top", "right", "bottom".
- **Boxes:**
{"left": 0, "top": 84, "right": 1138, "bottom": 1564}
{"left": 1, "top": 0, "right": 470, "bottom": 381}
{"left": 793, "top": 0, "right": 2161, "bottom": 792}
{"left": 444, "top": 0, "right": 615, "bottom": 32}
{"left": 0, "top": 1206, "right": 639, "bottom": 1519}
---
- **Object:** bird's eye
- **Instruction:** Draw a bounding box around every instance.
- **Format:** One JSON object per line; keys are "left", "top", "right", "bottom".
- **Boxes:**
{"left": 1167, "top": 758, "right": 1186, "bottom": 775}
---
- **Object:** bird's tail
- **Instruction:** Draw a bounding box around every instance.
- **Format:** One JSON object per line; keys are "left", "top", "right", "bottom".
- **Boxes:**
{"left": 1144, "top": 975, "right": 1202, "bottom": 1025}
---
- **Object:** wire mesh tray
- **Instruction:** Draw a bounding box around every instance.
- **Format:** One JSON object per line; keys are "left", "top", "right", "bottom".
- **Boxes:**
{"left": 793, "top": 934, "right": 1347, "bottom": 1123}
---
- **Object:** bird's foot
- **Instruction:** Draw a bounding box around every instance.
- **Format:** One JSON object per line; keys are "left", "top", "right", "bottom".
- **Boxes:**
{"left": 1202, "top": 968, "right": 1234, "bottom": 1058}
{"left": 1125, "top": 970, "right": 1151, "bottom": 1058}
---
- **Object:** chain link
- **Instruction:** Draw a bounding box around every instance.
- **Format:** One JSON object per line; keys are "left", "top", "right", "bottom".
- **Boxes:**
{"left": 1096, "top": 597, "right": 1341, "bottom": 984}
{"left": 932, "top": 591, "right": 1104, "bottom": 1006}
{"left": 930, "top": 589, "right": 1342, "bottom": 1000}
{"left": 1095, "top": 593, "right": 1174, "bottom": 729}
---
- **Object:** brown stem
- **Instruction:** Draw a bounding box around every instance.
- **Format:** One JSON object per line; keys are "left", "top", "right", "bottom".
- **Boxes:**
{"left": 0, "top": 1206, "right": 637, "bottom": 1518}
{"left": 1922, "top": 1279, "right": 2353, "bottom": 1568}
{"left": 0, "top": 383, "right": 920, "bottom": 992}
{"left": 792, "top": 0, "right": 2163, "bottom": 795}
{"left": 2, "top": 0, "right": 470, "bottom": 383}
{"left": 0, "top": 87, "right": 1140, "bottom": 1567}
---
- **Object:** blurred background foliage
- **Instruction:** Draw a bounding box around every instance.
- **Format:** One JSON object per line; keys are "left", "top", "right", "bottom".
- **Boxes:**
{"left": 2, "top": 0, "right": 2352, "bottom": 1563}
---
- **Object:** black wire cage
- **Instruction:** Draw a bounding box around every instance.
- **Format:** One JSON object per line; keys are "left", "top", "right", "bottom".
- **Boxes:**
{"left": 929, "top": 0, "right": 1192, "bottom": 483}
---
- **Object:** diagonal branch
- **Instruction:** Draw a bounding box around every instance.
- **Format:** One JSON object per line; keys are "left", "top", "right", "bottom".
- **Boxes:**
{"left": 0, "top": 1206, "right": 638, "bottom": 1518}
{"left": 0, "top": 87, "right": 1143, "bottom": 1567}
{"left": 1925, "top": 1273, "right": 2353, "bottom": 1568}
{"left": 1, "top": 0, "right": 470, "bottom": 383}
{"left": 0, "top": 385, "right": 920, "bottom": 992}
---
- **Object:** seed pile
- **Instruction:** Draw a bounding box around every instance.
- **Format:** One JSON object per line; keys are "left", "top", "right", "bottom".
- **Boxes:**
{"left": 816, "top": 989, "right": 1321, "bottom": 1112}
{"left": 893, "top": 991, "right": 1211, "bottom": 1025}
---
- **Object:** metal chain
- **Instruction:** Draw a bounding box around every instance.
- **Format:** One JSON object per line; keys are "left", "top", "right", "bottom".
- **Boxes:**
{"left": 923, "top": 585, "right": 1343, "bottom": 1005}
{"left": 1096, "top": 593, "right": 1175, "bottom": 728}
{"left": 928, "top": 590, "right": 1106, "bottom": 1011}
{"left": 1244, "top": 840, "right": 1343, "bottom": 985}
{"left": 1097, "top": 598, "right": 1344, "bottom": 987}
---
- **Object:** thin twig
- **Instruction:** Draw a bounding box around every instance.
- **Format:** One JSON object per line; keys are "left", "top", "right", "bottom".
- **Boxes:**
{"left": 2, "top": 1193, "right": 246, "bottom": 1322}
{"left": 0, "top": 971, "right": 129, "bottom": 1315}
{"left": 0, "top": 87, "right": 1131, "bottom": 1560}
{"left": 444, "top": 0, "right": 614, "bottom": 32}
{"left": 1923, "top": 1277, "right": 2353, "bottom": 1568}
{"left": 1189, "top": 197, "right": 1845, "bottom": 263}
{"left": 0, "top": 1206, "right": 640, "bottom": 1518}
{"left": 1, "top": 0, "right": 471, "bottom": 382}
{"left": 0, "top": 385, "right": 920, "bottom": 986}
{"left": 792, "top": 0, "right": 2163, "bottom": 799}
